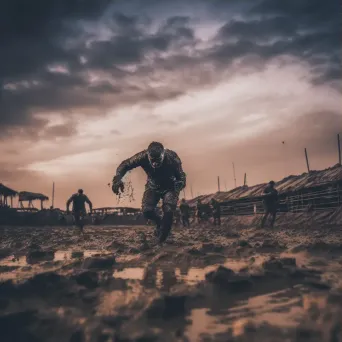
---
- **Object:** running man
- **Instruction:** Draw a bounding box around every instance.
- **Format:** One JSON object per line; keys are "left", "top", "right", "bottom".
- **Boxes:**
{"left": 66, "top": 189, "right": 92, "bottom": 232}
{"left": 111, "top": 141, "right": 186, "bottom": 243}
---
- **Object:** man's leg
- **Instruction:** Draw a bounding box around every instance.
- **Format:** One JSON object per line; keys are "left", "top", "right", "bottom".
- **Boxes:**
{"left": 270, "top": 209, "right": 277, "bottom": 228}
{"left": 141, "top": 186, "right": 161, "bottom": 236}
{"left": 260, "top": 212, "right": 269, "bottom": 228}
{"left": 159, "top": 190, "right": 179, "bottom": 243}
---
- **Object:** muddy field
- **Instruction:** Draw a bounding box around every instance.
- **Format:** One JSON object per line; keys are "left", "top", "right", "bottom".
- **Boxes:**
{"left": 1, "top": 220, "right": 342, "bottom": 342}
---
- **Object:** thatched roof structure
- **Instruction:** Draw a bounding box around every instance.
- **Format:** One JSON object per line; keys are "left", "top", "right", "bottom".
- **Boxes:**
{"left": 0, "top": 183, "right": 17, "bottom": 197}
{"left": 187, "top": 164, "right": 342, "bottom": 206}
{"left": 19, "top": 191, "right": 49, "bottom": 202}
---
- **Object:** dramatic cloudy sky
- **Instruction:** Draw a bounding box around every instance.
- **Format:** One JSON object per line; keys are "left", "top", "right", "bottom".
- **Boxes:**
{"left": 1, "top": 0, "right": 341, "bottom": 209}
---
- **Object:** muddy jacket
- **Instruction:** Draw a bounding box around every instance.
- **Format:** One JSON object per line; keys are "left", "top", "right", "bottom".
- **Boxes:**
{"left": 114, "top": 149, "right": 186, "bottom": 191}
{"left": 263, "top": 186, "right": 278, "bottom": 207}
{"left": 211, "top": 201, "right": 221, "bottom": 217}
{"left": 66, "top": 193, "right": 92, "bottom": 212}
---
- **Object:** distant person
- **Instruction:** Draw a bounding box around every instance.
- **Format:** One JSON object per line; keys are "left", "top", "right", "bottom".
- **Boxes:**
{"left": 111, "top": 141, "right": 186, "bottom": 244}
{"left": 196, "top": 199, "right": 203, "bottom": 224}
{"left": 66, "top": 189, "right": 92, "bottom": 232}
{"left": 174, "top": 207, "right": 181, "bottom": 227}
{"left": 261, "top": 181, "right": 278, "bottom": 228}
{"left": 179, "top": 198, "right": 190, "bottom": 227}
{"left": 210, "top": 198, "right": 221, "bottom": 226}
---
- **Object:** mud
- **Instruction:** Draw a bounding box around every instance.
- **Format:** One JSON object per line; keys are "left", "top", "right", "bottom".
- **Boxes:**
{"left": 1, "top": 222, "right": 342, "bottom": 342}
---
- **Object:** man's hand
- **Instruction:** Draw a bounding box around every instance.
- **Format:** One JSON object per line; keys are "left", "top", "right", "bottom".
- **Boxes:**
{"left": 112, "top": 176, "right": 125, "bottom": 195}
{"left": 175, "top": 181, "right": 184, "bottom": 192}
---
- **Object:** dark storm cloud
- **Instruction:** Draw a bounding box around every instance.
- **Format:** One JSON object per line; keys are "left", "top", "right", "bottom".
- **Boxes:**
{"left": 0, "top": 0, "right": 197, "bottom": 137}
{"left": 0, "top": 0, "right": 340, "bottom": 139}
{"left": 212, "top": 0, "right": 341, "bottom": 80}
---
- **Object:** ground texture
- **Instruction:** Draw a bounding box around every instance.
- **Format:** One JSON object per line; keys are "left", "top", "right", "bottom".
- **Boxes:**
{"left": 1, "top": 219, "right": 342, "bottom": 342}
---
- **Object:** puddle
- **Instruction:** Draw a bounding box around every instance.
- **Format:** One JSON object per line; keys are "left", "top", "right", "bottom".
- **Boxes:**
{"left": 186, "top": 308, "right": 229, "bottom": 341}
{"left": 185, "top": 286, "right": 329, "bottom": 339}
{"left": 0, "top": 250, "right": 137, "bottom": 268}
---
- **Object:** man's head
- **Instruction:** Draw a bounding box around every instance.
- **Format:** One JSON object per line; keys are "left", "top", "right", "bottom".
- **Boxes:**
{"left": 269, "top": 181, "right": 275, "bottom": 188}
{"left": 147, "top": 141, "right": 165, "bottom": 168}
{"left": 181, "top": 198, "right": 186, "bottom": 203}
{"left": 78, "top": 189, "right": 84, "bottom": 194}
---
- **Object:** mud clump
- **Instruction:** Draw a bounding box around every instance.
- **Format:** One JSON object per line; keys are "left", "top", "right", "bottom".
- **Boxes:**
{"left": 73, "top": 271, "right": 99, "bottom": 289}
{"left": 71, "top": 251, "right": 84, "bottom": 259}
{"left": 0, "top": 248, "right": 12, "bottom": 260}
{"left": 26, "top": 250, "right": 55, "bottom": 264}
{"left": 205, "top": 266, "right": 253, "bottom": 292}
{"left": 258, "top": 239, "right": 286, "bottom": 251}
{"left": 82, "top": 256, "right": 116, "bottom": 270}
{"left": 146, "top": 294, "right": 187, "bottom": 319}
{"left": 19, "top": 272, "right": 66, "bottom": 294}
{"left": 262, "top": 257, "right": 297, "bottom": 271}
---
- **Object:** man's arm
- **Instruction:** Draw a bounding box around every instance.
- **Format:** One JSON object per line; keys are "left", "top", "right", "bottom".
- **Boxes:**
{"left": 113, "top": 151, "right": 146, "bottom": 182}
{"left": 66, "top": 195, "right": 74, "bottom": 211}
{"left": 171, "top": 151, "right": 186, "bottom": 190}
{"left": 85, "top": 196, "right": 93, "bottom": 212}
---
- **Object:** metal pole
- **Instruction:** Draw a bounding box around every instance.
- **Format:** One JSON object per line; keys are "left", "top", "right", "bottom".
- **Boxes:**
{"left": 244, "top": 173, "right": 246, "bottom": 186}
{"left": 217, "top": 176, "right": 220, "bottom": 192}
{"left": 338, "top": 134, "right": 341, "bottom": 165}
{"left": 52, "top": 182, "right": 55, "bottom": 208}
{"left": 304, "top": 148, "right": 310, "bottom": 173}
{"left": 232, "top": 162, "right": 237, "bottom": 188}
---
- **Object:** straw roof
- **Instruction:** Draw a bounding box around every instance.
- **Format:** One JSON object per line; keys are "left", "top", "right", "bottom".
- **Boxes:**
{"left": 187, "top": 164, "right": 342, "bottom": 206}
{"left": 19, "top": 191, "right": 49, "bottom": 201}
{"left": 0, "top": 183, "right": 17, "bottom": 197}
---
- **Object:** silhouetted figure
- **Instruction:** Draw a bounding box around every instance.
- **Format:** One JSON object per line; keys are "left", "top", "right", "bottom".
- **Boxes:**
{"left": 261, "top": 181, "right": 278, "bottom": 228}
{"left": 112, "top": 141, "right": 186, "bottom": 244}
{"left": 174, "top": 207, "right": 181, "bottom": 227}
{"left": 210, "top": 198, "right": 221, "bottom": 226}
{"left": 66, "top": 189, "right": 92, "bottom": 232}
{"left": 179, "top": 198, "right": 190, "bottom": 227}
{"left": 196, "top": 199, "right": 204, "bottom": 224}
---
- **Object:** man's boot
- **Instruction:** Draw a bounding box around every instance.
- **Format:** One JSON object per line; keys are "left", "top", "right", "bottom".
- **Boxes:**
{"left": 159, "top": 212, "right": 173, "bottom": 243}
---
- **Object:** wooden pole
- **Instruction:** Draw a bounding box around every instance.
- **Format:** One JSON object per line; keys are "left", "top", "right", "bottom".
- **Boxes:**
{"left": 183, "top": 189, "right": 186, "bottom": 199}
{"left": 52, "top": 182, "right": 55, "bottom": 208}
{"left": 190, "top": 185, "right": 194, "bottom": 199}
{"left": 217, "top": 176, "right": 220, "bottom": 192}
{"left": 244, "top": 173, "right": 247, "bottom": 186}
{"left": 232, "top": 162, "right": 237, "bottom": 188}
{"left": 338, "top": 134, "right": 341, "bottom": 165}
{"left": 304, "top": 148, "right": 310, "bottom": 173}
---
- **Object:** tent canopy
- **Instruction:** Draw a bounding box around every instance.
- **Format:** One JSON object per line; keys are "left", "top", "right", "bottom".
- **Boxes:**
{"left": 19, "top": 191, "right": 49, "bottom": 201}
{"left": 0, "top": 183, "right": 17, "bottom": 197}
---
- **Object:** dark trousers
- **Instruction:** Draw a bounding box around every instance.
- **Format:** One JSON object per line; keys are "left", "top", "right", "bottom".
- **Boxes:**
{"left": 141, "top": 186, "right": 179, "bottom": 242}
{"left": 73, "top": 209, "right": 86, "bottom": 230}
{"left": 261, "top": 206, "right": 277, "bottom": 228}
{"left": 181, "top": 215, "right": 190, "bottom": 227}
{"left": 213, "top": 215, "right": 221, "bottom": 226}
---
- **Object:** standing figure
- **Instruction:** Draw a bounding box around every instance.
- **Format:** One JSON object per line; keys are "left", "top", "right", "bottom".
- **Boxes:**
{"left": 260, "top": 181, "right": 278, "bottom": 228}
{"left": 210, "top": 198, "right": 221, "bottom": 226}
{"left": 66, "top": 189, "right": 92, "bottom": 232}
{"left": 179, "top": 198, "right": 190, "bottom": 227}
{"left": 111, "top": 141, "right": 186, "bottom": 244}
{"left": 196, "top": 199, "right": 203, "bottom": 224}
